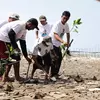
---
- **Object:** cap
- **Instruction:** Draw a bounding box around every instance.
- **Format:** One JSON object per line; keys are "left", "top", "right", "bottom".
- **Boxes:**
{"left": 27, "top": 18, "right": 39, "bottom": 30}
{"left": 39, "top": 15, "right": 47, "bottom": 21}
{"left": 9, "top": 13, "right": 20, "bottom": 20}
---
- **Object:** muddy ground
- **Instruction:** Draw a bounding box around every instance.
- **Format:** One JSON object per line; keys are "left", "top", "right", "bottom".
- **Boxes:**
{"left": 0, "top": 55, "right": 100, "bottom": 100}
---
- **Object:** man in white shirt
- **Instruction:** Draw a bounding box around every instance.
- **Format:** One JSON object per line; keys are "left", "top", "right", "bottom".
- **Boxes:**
{"left": 0, "top": 13, "right": 20, "bottom": 28}
{"left": 50, "top": 11, "right": 71, "bottom": 79}
{"left": 36, "top": 15, "right": 52, "bottom": 38}
{"left": 0, "top": 13, "right": 20, "bottom": 82}
{"left": 0, "top": 18, "right": 39, "bottom": 82}
{"left": 31, "top": 36, "right": 57, "bottom": 83}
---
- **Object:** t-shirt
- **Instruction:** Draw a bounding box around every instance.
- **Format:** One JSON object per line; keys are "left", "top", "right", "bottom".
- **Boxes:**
{"left": 0, "top": 20, "right": 8, "bottom": 28}
{"left": 49, "top": 20, "right": 70, "bottom": 47}
{"left": 0, "top": 20, "right": 27, "bottom": 42}
{"left": 33, "top": 36, "right": 53, "bottom": 56}
{"left": 37, "top": 23, "right": 52, "bottom": 38}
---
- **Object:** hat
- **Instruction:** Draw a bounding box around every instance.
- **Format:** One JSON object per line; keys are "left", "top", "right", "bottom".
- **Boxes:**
{"left": 39, "top": 15, "right": 47, "bottom": 21}
{"left": 38, "top": 36, "right": 52, "bottom": 46}
{"left": 9, "top": 13, "right": 20, "bottom": 20}
{"left": 27, "top": 18, "right": 39, "bottom": 30}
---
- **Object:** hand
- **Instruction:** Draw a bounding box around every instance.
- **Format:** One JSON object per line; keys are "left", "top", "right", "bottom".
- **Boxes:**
{"left": 26, "top": 56, "right": 32, "bottom": 64}
{"left": 14, "top": 48, "right": 21, "bottom": 55}
{"left": 14, "top": 48, "right": 20, "bottom": 52}
{"left": 62, "top": 41, "right": 68, "bottom": 47}
{"left": 67, "top": 43, "right": 70, "bottom": 48}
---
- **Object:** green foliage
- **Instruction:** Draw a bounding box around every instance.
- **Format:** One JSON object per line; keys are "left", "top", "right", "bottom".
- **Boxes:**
{"left": 0, "top": 59, "right": 8, "bottom": 76}
{"left": 7, "top": 44, "right": 14, "bottom": 56}
{"left": 71, "top": 18, "right": 82, "bottom": 33}
{"left": 73, "top": 29, "right": 78, "bottom": 33}
{"left": 60, "top": 18, "right": 82, "bottom": 58}
{"left": 73, "top": 18, "right": 82, "bottom": 26}
{"left": 60, "top": 44, "right": 65, "bottom": 50}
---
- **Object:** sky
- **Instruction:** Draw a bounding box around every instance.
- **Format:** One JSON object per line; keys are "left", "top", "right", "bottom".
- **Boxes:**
{"left": 0, "top": 0, "right": 100, "bottom": 52}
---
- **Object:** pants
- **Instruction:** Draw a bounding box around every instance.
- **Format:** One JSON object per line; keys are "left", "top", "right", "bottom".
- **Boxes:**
{"left": 35, "top": 53, "right": 51, "bottom": 73}
{"left": 51, "top": 45, "right": 62, "bottom": 76}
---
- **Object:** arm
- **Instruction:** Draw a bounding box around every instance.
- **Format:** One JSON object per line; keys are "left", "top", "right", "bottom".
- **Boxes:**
{"left": 19, "top": 39, "right": 27, "bottom": 58}
{"left": 32, "top": 55, "right": 38, "bottom": 64}
{"left": 32, "top": 55, "right": 43, "bottom": 68}
{"left": 19, "top": 39, "right": 31, "bottom": 63}
{"left": 54, "top": 32, "right": 64, "bottom": 43}
{"left": 0, "top": 21, "right": 7, "bottom": 28}
{"left": 54, "top": 32, "right": 67, "bottom": 46}
{"left": 36, "top": 30, "right": 38, "bottom": 39}
{"left": 8, "top": 29, "right": 19, "bottom": 49}
{"left": 32, "top": 45, "right": 43, "bottom": 67}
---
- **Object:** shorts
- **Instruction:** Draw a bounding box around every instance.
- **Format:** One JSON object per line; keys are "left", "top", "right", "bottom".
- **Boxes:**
{"left": 0, "top": 41, "right": 8, "bottom": 59}
{"left": 0, "top": 41, "right": 20, "bottom": 61}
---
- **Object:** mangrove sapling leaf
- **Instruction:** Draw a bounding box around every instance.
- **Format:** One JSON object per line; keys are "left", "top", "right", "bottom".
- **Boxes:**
{"left": 61, "top": 18, "right": 82, "bottom": 58}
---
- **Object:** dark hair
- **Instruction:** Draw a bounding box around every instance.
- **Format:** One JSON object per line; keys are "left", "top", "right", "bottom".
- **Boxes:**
{"left": 27, "top": 18, "right": 39, "bottom": 30}
{"left": 62, "top": 11, "right": 71, "bottom": 17}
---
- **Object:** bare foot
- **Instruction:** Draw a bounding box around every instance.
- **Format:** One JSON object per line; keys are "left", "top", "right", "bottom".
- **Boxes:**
{"left": 2, "top": 76, "right": 14, "bottom": 82}
{"left": 0, "top": 82, "right": 5, "bottom": 88}
{"left": 44, "top": 79, "right": 49, "bottom": 85}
